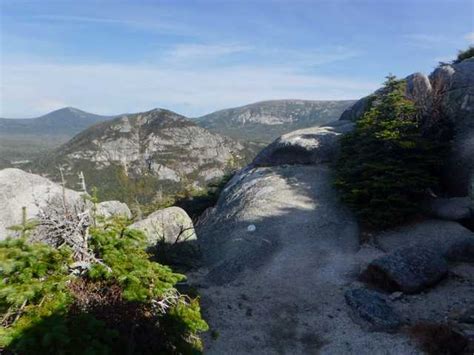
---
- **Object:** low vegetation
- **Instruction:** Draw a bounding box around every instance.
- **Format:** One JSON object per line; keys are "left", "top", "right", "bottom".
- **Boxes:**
{"left": 453, "top": 45, "right": 474, "bottom": 64}
{"left": 0, "top": 205, "right": 208, "bottom": 353}
{"left": 335, "top": 75, "right": 445, "bottom": 228}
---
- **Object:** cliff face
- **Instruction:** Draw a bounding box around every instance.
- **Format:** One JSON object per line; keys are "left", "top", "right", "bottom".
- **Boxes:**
{"left": 34, "top": 109, "right": 247, "bottom": 199}
{"left": 195, "top": 99, "right": 355, "bottom": 142}
{"left": 340, "top": 58, "right": 474, "bottom": 196}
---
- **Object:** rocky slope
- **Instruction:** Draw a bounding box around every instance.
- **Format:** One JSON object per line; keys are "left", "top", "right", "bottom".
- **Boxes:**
{"left": 195, "top": 99, "right": 355, "bottom": 143}
{"left": 33, "top": 108, "right": 248, "bottom": 202}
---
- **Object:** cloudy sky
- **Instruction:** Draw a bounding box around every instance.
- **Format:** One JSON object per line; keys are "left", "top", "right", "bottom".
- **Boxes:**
{"left": 1, "top": 0, "right": 473, "bottom": 118}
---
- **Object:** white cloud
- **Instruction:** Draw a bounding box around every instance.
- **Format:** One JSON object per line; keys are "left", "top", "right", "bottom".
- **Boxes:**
{"left": 465, "top": 32, "right": 474, "bottom": 43}
{"left": 0, "top": 61, "right": 377, "bottom": 118}
{"left": 166, "top": 43, "right": 252, "bottom": 61}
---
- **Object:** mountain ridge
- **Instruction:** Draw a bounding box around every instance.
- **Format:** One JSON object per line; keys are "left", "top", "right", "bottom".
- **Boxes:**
{"left": 194, "top": 99, "right": 356, "bottom": 142}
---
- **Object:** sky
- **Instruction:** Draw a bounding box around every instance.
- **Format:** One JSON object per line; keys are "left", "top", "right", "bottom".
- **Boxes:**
{"left": 0, "top": 0, "right": 473, "bottom": 118}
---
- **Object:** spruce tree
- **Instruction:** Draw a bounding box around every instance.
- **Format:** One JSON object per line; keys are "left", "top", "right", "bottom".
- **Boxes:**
{"left": 335, "top": 75, "right": 442, "bottom": 228}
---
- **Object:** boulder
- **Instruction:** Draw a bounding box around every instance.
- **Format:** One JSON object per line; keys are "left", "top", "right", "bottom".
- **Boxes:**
{"left": 252, "top": 121, "right": 354, "bottom": 167}
{"left": 128, "top": 206, "right": 196, "bottom": 247}
{"left": 0, "top": 168, "right": 83, "bottom": 239}
{"left": 345, "top": 288, "right": 401, "bottom": 332}
{"left": 96, "top": 200, "right": 132, "bottom": 219}
{"left": 375, "top": 219, "right": 474, "bottom": 262}
{"left": 426, "top": 197, "right": 473, "bottom": 221}
{"left": 363, "top": 246, "right": 448, "bottom": 294}
{"left": 431, "top": 59, "right": 474, "bottom": 196}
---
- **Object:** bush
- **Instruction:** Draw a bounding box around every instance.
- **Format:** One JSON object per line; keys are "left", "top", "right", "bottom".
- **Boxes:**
{"left": 453, "top": 46, "right": 474, "bottom": 64}
{"left": 335, "top": 75, "right": 444, "bottom": 228}
{"left": 0, "top": 219, "right": 208, "bottom": 354}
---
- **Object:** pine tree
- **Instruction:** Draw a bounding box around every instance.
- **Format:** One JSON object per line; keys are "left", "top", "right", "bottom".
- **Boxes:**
{"left": 335, "top": 75, "right": 443, "bottom": 228}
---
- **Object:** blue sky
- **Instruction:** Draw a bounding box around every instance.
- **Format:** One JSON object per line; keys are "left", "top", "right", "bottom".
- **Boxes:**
{"left": 1, "top": 0, "right": 473, "bottom": 117}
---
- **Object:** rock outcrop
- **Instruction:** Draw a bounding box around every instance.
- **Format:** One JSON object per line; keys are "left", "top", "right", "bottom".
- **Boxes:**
{"left": 0, "top": 168, "right": 83, "bottom": 238}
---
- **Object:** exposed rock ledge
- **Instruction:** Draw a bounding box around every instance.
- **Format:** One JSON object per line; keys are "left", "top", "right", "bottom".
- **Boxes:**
{"left": 194, "top": 123, "right": 423, "bottom": 354}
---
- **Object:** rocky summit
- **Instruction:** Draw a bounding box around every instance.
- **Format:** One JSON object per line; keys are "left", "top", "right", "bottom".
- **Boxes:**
{"left": 32, "top": 108, "right": 248, "bottom": 201}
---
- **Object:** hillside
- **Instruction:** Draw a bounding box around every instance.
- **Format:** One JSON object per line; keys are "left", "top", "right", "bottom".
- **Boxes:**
{"left": 194, "top": 99, "right": 355, "bottom": 142}
{"left": 0, "top": 107, "right": 112, "bottom": 167}
{"left": 32, "top": 108, "right": 249, "bottom": 205}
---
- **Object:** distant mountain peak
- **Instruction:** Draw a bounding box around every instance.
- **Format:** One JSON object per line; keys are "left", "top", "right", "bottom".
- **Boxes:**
{"left": 195, "top": 99, "right": 356, "bottom": 142}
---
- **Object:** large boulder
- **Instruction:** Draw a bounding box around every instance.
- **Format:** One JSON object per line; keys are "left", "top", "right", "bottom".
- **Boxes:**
{"left": 96, "top": 200, "right": 132, "bottom": 219}
{"left": 375, "top": 219, "right": 474, "bottom": 262}
{"left": 434, "top": 59, "right": 474, "bottom": 196}
{"left": 426, "top": 197, "right": 473, "bottom": 221}
{"left": 252, "top": 121, "right": 354, "bottom": 167}
{"left": 0, "top": 168, "right": 83, "bottom": 239}
{"left": 128, "top": 206, "right": 196, "bottom": 247}
{"left": 345, "top": 288, "right": 401, "bottom": 332}
{"left": 363, "top": 246, "right": 448, "bottom": 294}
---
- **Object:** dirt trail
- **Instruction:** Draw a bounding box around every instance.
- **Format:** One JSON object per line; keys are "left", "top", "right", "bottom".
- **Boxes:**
{"left": 195, "top": 165, "right": 419, "bottom": 354}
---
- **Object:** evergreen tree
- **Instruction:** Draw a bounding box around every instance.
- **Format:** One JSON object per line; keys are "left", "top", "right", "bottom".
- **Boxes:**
{"left": 335, "top": 75, "right": 443, "bottom": 228}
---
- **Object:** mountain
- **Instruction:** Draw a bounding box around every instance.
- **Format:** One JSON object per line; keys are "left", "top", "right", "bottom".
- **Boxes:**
{"left": 0, "top": 107, "right": 111, "bottom": 135}
{"left": 0, "top": 107, "right": 112, "bottom": 167}
{"left": 194, "top": 99, "right": 356, "bottom": 142}
{"left": 33, "top": 108, "right": 248, "bottom": 204}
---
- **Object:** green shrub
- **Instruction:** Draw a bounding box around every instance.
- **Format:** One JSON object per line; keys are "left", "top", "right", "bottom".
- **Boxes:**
{"left": 335, "top": 75, "right": 443, "bottom": 228}
{"left": 0, "top": 219, "right": 208, "bottom": 354}
{"left": 453, "top": 46, "right": 474, "bottom": 64}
